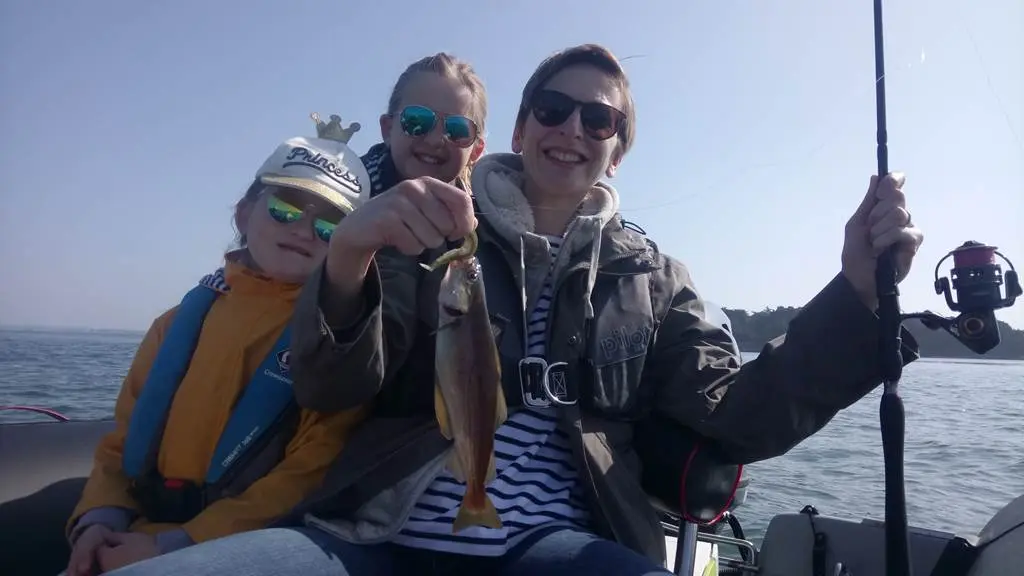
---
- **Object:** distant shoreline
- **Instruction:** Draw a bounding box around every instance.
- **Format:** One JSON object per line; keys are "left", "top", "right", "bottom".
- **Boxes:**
{"left": 736, "top": 351, "right": 1021, "bottom": 363}
{"left": 0, "top": 325, "right": 146, "bottom": 336}
{"left": 3, "top": 323, "right": 1021, "bottom": 362}
{"left": 723, "top": 307, "right": 1024, "bottom": 361}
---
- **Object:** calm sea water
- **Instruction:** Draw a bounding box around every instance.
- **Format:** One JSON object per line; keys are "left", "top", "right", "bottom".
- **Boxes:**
{"left": 1, "top": 327, "right": 1022, "bottom": 543}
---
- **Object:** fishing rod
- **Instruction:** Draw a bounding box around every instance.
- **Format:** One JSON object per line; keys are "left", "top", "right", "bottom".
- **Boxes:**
{"left": 870, "top": 2, "right": 913, "bottom": 574}
{"left": 872, "top": 2, "right": 1022, "bottom": 574}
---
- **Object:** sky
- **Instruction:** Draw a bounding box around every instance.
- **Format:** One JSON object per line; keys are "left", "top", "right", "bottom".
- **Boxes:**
{"left": 1, "top": 0, "right": 1021, "bottom": 332}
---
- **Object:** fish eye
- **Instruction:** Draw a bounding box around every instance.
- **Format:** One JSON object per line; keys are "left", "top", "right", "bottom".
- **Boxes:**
{"left": 467, "top": 270, "right": 480, "bottom": 282}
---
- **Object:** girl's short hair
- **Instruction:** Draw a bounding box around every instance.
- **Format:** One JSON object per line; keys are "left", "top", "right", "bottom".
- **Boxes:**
{"left": 516, "top": 44, "right": 636, "bottom": 156}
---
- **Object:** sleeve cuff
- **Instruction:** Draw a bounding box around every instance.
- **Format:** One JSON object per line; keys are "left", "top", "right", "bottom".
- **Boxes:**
{"left": 316, "top": 258, "right": 383, "bottom": 346}
{"left": 791, "top": 273, "right": 921, "bottom": 405}
{"left": 830, "top": 272, "right": 922, "bottom": 365}
{"left": 68, "top": 506, "right": 136, "bottom": 544}
{"left": 155, "top": 528, "right": 195, "bottom": 554}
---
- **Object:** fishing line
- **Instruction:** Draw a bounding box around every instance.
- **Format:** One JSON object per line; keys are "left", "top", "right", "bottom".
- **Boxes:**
{"left": 468, "top": 48, "right": 928, "bottom": 220}
{"left": 957, "top": 8, "right": 1022, "bottom": 154}
{"left": 471, "top": 9, "right": 1016, "bottom": 221}
{"left": 609, "top": 47, "right": 929, "bottom": 214}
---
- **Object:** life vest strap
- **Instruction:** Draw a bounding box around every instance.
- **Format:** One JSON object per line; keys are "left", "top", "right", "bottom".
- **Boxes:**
{"left": 121, "top": 278, "right": 297, "bottom": 520}
{"left": 204, "top": 326, "right": 293, "bottom": 485}
{"left": 127, "top": 473, "right": 206, "bottom": 525}
{"left": 122, "top": 285, "right": 217, "bottom": 478}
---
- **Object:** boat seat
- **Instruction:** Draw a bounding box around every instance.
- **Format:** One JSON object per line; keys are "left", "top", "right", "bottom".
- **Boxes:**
{"left": 0, "top": 415, "right": 751, "bottom": 576}
{"left": 649, "top": 474, "right": 750, "bottom": 528}
{"left": 968, "top": 493, "right": 1024, "bottom": 576}
{"left": 634, "top": 412, "right": 744, "bottom": 521}
{"left": 0, "top": 419, "right": 115, "bottom": 576}
{"left": 633, "top": 412, "right": 748, "bottom": 575}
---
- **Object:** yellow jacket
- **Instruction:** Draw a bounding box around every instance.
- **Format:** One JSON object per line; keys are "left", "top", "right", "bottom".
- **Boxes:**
{"left": 69, "top": 260, "right": 365, "bottom": 546}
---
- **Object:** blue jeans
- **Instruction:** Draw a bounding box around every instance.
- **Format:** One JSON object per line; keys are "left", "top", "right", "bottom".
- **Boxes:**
{"left": 105, "top": 525, "right": 672, "bottom": 576}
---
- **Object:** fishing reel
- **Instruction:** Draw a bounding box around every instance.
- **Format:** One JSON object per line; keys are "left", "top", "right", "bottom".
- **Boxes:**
{"left": 902, "top": 241, "right": 1022, "bottom": 354}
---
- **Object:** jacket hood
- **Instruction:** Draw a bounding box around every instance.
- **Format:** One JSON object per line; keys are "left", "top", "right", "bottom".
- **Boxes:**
{"left": 471, "top": 152, "right": 622, "bottom": 321}
{"left": 470, "top": 153, "right": 620, "bottom": 259}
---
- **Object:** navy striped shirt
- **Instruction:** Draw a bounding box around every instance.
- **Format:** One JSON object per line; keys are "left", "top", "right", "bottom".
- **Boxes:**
{"left": 393, "top": 235, "right": 591, "bottom": 555}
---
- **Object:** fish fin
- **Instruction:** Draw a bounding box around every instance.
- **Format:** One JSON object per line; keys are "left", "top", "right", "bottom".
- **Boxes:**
{"left": 447, "top": 450, "right": 467, "bottom": 483}
{"left": 492, "top": 348, "right": 507, "bottom": 430}
{"left": 494, "top": 386, "right": 508, "bottom": 430}
{"left": 453, "top": 494, "right": 502, "bottom": 533}
{"left": 434, "top": 384, "right": 452, "bottom": 440}
{"left": 485, "top": 451, "right": 497, "bottom": 484}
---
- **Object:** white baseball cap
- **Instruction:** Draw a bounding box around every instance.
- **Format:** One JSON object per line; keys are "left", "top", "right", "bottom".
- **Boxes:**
{"left": 254, "top": 116, "right": 371, "bottom": 214}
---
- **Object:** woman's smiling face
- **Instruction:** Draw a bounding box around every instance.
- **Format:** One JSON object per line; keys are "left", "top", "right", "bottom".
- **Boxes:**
{"left": 515, "top": 64, "right": 626, "bottom": 200}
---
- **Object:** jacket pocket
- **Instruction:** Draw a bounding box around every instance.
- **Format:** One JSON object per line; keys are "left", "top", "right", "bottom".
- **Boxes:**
{"left": 585, "top": 275, "right": 655, "bottom": 418}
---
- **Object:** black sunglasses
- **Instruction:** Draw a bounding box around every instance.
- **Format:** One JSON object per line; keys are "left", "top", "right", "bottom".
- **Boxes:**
{"left": 528, "top": 89, "right": 625, "bottom": 141}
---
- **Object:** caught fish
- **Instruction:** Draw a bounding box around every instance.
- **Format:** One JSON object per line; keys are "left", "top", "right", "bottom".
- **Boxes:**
{"left": 422, "top": 230, "right": 508, "bottom": 532}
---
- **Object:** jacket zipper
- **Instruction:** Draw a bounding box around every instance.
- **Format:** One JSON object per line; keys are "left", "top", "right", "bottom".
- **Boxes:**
{"left": 545, "top": 248, "right": 650, "bottom": 544}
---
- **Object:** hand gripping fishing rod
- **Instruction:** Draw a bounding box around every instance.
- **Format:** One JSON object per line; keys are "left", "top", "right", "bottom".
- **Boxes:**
{"left": 872, "top": 3, "right": 1022, "bottom": 575}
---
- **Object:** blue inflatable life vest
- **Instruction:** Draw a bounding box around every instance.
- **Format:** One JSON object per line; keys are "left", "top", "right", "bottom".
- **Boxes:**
{"left": 122, "top": 275, "right": 295, "bottom": 487}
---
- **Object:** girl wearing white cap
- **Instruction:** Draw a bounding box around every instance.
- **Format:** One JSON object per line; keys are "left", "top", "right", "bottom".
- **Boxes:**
{"left": 64, "top": 119, "right": 375, "bottom": 576}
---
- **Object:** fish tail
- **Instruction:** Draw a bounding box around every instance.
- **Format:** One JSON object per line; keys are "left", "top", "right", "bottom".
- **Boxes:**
{"left": 452, "top": 491, "right": 502, "bottom": 533}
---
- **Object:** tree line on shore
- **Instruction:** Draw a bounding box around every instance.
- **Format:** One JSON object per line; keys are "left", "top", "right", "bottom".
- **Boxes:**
{"left": 722, "top": 306, "right": 1024, "bottom": 360}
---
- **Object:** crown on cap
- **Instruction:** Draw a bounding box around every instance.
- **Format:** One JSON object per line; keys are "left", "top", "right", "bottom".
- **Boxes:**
{"left": 310, "top": 112, "right": 361, "bottom": 145}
